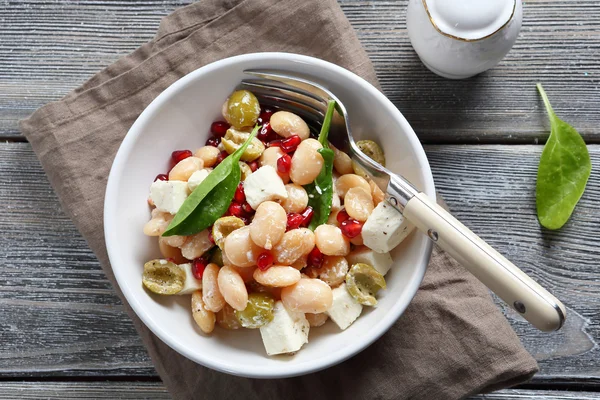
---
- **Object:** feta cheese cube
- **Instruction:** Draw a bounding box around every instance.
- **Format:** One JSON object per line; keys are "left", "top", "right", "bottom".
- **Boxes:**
{"left": 362, "top": 201, "right": 414, "bottom": 253}
{"left": 260, "top": 301, "right": 309, "bottom": 356}
{"left": 243, "top": 165, "right": 288, "bottom": 209}
{"left": 178, "top": 263, "right": 202, "bottom": 295}
{"left": 187, "top": 169, "right": 211, "bottom": 192}
{"left": 347, "top": 247, "right": 394, "bottom": 276}
{"left": 150, "top": 180, "right": 190, "bottom": 214}
{"left": 326, "top": 283, "right": 363, "bottom": 330}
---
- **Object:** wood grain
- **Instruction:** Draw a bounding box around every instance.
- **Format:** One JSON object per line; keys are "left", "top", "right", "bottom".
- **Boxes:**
{"left": 0, "top": 383, "right": 597, "bottom": 400}
{"left": 1, "top": 142, "right": 599, "bottom": 382}
{"left": 1, "top": 0, "right": 599, "bottom": 143}
{"left": 0, "top": 382, "right": 169, "bottom": 399}
{"left": 469, "top": 389, "right": 600, "bottom": 399}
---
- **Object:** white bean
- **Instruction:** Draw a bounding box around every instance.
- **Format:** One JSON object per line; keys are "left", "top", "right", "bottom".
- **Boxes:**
{"left": 270, "top": 111, "right": 310, "bottom": 140}
{"left": 194, "top": 146, "right": 220, "bottom": 168}
{"left": 180, "top": 230, "right": 213, "bottom": 260}
{"left": 253, "top": 266, "right": 301, "bottom": 287}
{"left": 249, "top": 201, "right": 287, "bottom": 250}
{"left": 272, "top": 228, "right": 315, "bottom": 265}
{"left": 330, "top": 143, "right": 354, "bottom": 175}
{"left": 280, "top": 184, "right": 309, "bottom": 214}
{"left": 281, "top": 278, "right": 333, "bottom": 313}
{"left": 314, "top": 225, "right": 350, "bottom": 256}
{"left": 202, "top": 263, "right": 225, "bottom": 312}
{"left": 335, "top": 174, "right": 370, "bottom": 198}
{"left": 344, "top": 187, "right": 374, "bottom": 222}
{"left": 223, "top": 226, "right": 262, "bottom": 267}
{"left": 191, "top": 290, "right": 215, "bottom": 334}
{"left": 290, "top": 139, "right": 324, "bottom": 185}
{"left": 304, "top": 256, "right": 348, "bottom": 287}
{"left": 218, "top": 265, "right": 248, "bottom": 311}
{"left": 158, "top": 237, "right": 187, "bottom": 264}
{"left": 168, "top": 156, "right": 204, "bottom": 181}
{"left": 370, "top": 179, "right": 385, "bottom": 205}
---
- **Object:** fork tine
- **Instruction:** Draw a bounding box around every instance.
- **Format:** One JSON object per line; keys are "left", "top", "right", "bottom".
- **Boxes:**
{"left": 238, "top": 81, "right": 325, "bottom": 129}
{"left": 244, "top": 70, "right": 339, "bottom": 107}
{"left": 240, "top": 80, "right": 327, "bottom": 116}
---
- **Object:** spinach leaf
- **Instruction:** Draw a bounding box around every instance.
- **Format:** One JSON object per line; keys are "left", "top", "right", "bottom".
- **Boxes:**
{"left": 536, "top": 83, "right": 591, "bottom": 230}
{"left": 305, "top": 101, "right": 336, "bottom": 230}
{"left": 163, "top": 126, "right": 259, "bottom": 236}
{"left": 307, "top": 148, "right": 335, "bottom": 230}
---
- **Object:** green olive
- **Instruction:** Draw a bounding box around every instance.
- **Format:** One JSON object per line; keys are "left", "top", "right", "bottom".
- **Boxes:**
{"left": 224, "top": 90, "right": 261, "bottom": 129}
{"left": 345, "top": 263, "right": 386, "bottom": 306}
{"left": 209, "top": 247, "right": 224, "bottom": 267}
{"left": 212, "top": 216, "right": 245, "bottom": 250}
{"left": 235, "top": 292, "right": 275, "bottom": 329}
{"left": 239, "top": 161, "right": 253, "bottom": 181}
{"left": 356, "top": 140, "right": 385, "bottom": 166}
{"left": 217, "top": 304, "right": 243, "bottom": 330}
{"left": 222, "top": 127, "right": 265, "bottom": 162}
{"left": 142, "top": 259, "right": 185, "bottom": 295}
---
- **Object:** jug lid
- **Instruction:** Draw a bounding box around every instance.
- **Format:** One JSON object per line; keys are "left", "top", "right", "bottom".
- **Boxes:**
{"left": 423, "top": 0, "right": 516, "bottom": 41}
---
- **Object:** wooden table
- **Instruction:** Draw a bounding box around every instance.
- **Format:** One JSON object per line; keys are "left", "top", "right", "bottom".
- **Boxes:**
{"left": 1, "top": 1, "right": 598, "bottom": 398}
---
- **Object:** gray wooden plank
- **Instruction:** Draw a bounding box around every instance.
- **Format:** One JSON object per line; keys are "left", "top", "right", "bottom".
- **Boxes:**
{"left": 0, "top": 143, "right": 155, "bottom": 377}
{"left": 1, "top": 0, "right": 599, "bottom": 143}
{"left": 0, "top": 382, "right": 170, "bottom": 399}
{"left": 469, "top": 389, "right": 600, "bottom": 399}
{"left": 1, "top": 142, "right": 599, "bottom": 383}
{"left": 0, "top": 384, "right": 598, "bottom": 400}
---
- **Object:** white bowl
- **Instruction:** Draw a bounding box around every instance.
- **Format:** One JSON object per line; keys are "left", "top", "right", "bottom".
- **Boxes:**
{"left": 104, "top": 52, "right": 435, "bottom": 379}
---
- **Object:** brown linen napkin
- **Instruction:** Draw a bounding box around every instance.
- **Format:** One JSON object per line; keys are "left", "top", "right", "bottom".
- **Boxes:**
{"left": 20, "top": 0, "right": 538, "bottom": 398}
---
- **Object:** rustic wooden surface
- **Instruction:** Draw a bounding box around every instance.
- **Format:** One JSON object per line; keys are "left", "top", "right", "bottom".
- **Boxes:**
{"left": 1, "top": 0, "right": 599, "bottom": 398}
{"left": 0, "top": 383, "right": 598, "bottom": 400}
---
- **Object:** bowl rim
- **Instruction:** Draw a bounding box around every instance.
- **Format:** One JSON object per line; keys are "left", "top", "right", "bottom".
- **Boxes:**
{"left": 104, "top": 52, "right": 435, "bottom": 379}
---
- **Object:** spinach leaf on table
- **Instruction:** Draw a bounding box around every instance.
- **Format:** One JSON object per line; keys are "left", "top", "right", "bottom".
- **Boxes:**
{"left": 305, "top": 100, "right": 336, "bottom": 230}
{"left": 163, "top": 126, "right": 259, "bottom": 236}
{"left": 536, "top": 84, "right": 592, "bottom": 230}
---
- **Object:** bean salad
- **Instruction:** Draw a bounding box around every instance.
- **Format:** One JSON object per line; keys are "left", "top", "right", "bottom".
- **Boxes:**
{"left": 141, "top": 89, "right": 414, "bottom": 356}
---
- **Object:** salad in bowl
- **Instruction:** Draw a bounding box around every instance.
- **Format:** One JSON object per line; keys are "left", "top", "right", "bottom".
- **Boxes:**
{"left": 142, "top": 89, "right": 414, "bottom": 356}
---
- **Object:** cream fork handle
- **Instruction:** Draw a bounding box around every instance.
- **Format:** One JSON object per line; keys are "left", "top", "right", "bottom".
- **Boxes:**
{"left": 400, "top": 191, "right": 566, "bottom": 332}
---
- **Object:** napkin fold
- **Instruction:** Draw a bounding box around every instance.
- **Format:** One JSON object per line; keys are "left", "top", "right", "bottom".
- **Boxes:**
{"left": 20, "top": 0, "right": 538, "bottom": 398}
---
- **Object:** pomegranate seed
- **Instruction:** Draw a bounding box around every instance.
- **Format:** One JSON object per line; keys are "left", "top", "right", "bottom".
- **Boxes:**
{"left": 286, "top": 213, "right": 304, "bottom": 231}
{"left": 228, "top": 203, "right": 244, "bottom": 218}
{"left": 340, "top": 219, "right": 363, "bottom": 238}
{"left": 280, "top": 135, "right": 302, "bottom": 153}
{"left": 268, "top": 139, "right": 282, "bottom": 148}
{"left": 215, "top": 150, "right": 229, "bottom": 165}
{"left": 277, "top": 154, "right": 292, "bottom": 174}
{"left": 257, "top": 251, "right": 275, "bottom": 271}
{"left": 307, "top": 247, "right": 324, "bottom": 268}
{"left": 166, "top": 257, "right": 176, "bottom": 263}
{"left": 154, "top": 173, "right": 168, "bottom": 182}
{"left": 241, "top": 216, "right": 251, "bottom": 225}
{"left": 300, "top": 206, "right": 314, "bottom": 227}
{"left": 171, "top": 150, "right": 192, "bottom": 165}
{"left": 192, "top": 258, "right": 208, "bottom": 280}
{"left": 248, "top": 161, "right": 259, "bottom": 172}
{"left": 257, "top": 108, "right": 275, "bottom": 124}
{"left": 242, "top": 202, "right": 254, "bottom": 214}
{"left": 206, "top": 136, "right": 221, "bottom": 147}
{"left": 257, "top": 122, "right": 273, "bottom": 142}
{"left": 336, "top": 209, "right": 350, "bottom": 224}
{"left": 234, "top": 183, "right": 246, "bottom": 203}
{"left": 210, "top": 121, "right": 230, "bottom": 137}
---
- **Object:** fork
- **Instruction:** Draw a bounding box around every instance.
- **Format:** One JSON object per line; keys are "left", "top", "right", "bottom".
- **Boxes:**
{"left": 239, "top": 69, "right": 566, "bottom": 332}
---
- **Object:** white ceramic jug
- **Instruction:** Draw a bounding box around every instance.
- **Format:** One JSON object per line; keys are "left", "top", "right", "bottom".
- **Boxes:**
{"left": 407, "top": 0, "right": 522, "bottom": 79}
